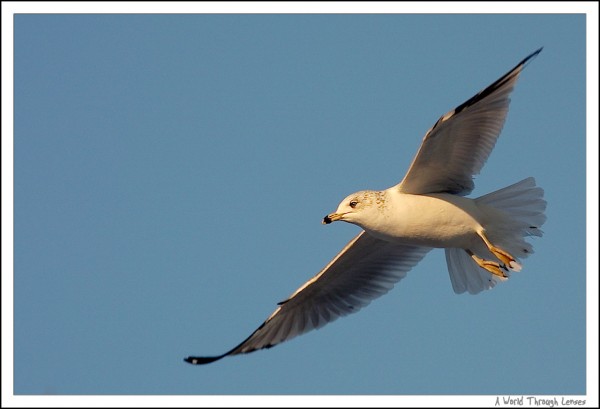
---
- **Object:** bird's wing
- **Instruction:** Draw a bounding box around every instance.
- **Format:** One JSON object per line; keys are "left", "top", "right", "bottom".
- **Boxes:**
{"left": 185, "top": 231, "right": 431, "bottom": 364}
{"left": 396, "top": 48, "right": 542, "bottom": 196}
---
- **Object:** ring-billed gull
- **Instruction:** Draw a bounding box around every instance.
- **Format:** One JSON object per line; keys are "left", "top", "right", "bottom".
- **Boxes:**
{"left": 185, "top": 48, "right": 546, "bottom": 365}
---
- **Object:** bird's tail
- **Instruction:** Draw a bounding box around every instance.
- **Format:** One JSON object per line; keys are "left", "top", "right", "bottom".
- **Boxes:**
{"left": 445, "top": 177, "right": 547, "bottom": 294}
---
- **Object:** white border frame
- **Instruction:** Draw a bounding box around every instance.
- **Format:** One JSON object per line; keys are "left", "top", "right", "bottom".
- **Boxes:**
{"left": 2, "top": 2, "right": 597, "bottom": 407}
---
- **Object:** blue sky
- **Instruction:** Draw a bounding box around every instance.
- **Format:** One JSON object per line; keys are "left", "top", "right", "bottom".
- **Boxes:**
{"left": 4, "top": 4, "right": 598, "bottom": 406}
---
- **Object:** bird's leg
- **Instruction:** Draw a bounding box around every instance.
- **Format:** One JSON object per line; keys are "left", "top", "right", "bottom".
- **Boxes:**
{"left": 466, "top": 250, "right": 509, "bottom": 278}
{"left": 476, "top": 230, "right": 522, "bottom": 272}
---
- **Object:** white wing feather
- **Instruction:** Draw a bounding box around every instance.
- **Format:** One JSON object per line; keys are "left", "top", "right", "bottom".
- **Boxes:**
{"left": 397, "top": 48, "right": 542, "bottom": 196}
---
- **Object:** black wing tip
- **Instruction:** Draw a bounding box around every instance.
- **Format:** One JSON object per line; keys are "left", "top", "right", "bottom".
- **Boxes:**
{"left": 521, "top": 47, "right": 543, "bottom": 67}
{"left": 447, "top": 47, "right": 543, "bottom": 118}
{"left": 184, "top": 355, "right": 226, "bottom": 365}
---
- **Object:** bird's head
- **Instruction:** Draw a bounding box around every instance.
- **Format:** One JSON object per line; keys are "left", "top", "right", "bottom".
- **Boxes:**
{"left": 323, "top": 190, "right": 385, "bottom": 228}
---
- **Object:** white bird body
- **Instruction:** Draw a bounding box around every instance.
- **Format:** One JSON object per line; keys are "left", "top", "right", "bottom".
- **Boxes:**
{"left": 336, "top": 189, "right": 486, "bottom": 249}
{"left": 186, "top": 48, "right": 547, "bottom": 365}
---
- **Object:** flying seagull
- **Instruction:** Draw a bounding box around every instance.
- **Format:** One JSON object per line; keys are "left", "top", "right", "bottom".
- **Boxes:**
{"left": 185, "top": 48, "right": 546, "bottom": 365}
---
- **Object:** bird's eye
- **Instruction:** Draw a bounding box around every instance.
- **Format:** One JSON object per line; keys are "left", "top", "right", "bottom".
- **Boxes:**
{"left": 349, "top": 200, "right": 358, "bottom": 208}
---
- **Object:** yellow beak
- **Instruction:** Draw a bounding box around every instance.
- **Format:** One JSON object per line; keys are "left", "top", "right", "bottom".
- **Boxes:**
{"left": 322, "top": 213, "right": 345, "bottom": 224}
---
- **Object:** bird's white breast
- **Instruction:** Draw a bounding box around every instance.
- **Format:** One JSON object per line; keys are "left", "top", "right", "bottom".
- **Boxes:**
{"left": 360, "top": 190, "right": 484, "bottom": 249}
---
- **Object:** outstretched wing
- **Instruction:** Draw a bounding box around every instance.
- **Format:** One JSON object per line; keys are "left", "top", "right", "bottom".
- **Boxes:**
{"left": 185, "top": 231, "right": 431, "bottom": 364}
{"left": 397, "top": 48, "right": 542, "bottom": 196}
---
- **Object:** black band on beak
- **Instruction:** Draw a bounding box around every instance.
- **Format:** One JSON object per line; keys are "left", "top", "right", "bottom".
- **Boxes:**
{"left": 323, "top": 215, "right": 332, "bottom": 224}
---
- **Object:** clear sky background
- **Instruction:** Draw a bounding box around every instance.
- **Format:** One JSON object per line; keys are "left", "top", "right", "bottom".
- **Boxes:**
{"left": 4, "top": 4, "right": 597, "bottom": 405}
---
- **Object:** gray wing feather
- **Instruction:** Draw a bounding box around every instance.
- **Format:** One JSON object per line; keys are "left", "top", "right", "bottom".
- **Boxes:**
{"left": 185, "top": 231, "right": 430, "bottom": 364}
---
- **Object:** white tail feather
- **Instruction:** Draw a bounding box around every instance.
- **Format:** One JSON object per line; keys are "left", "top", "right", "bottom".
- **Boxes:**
{"left": 446, "top": 177, "right": 546, "bottom": 294}
{"left": 445, "top": 248, "right": 507, "bottom": 294}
